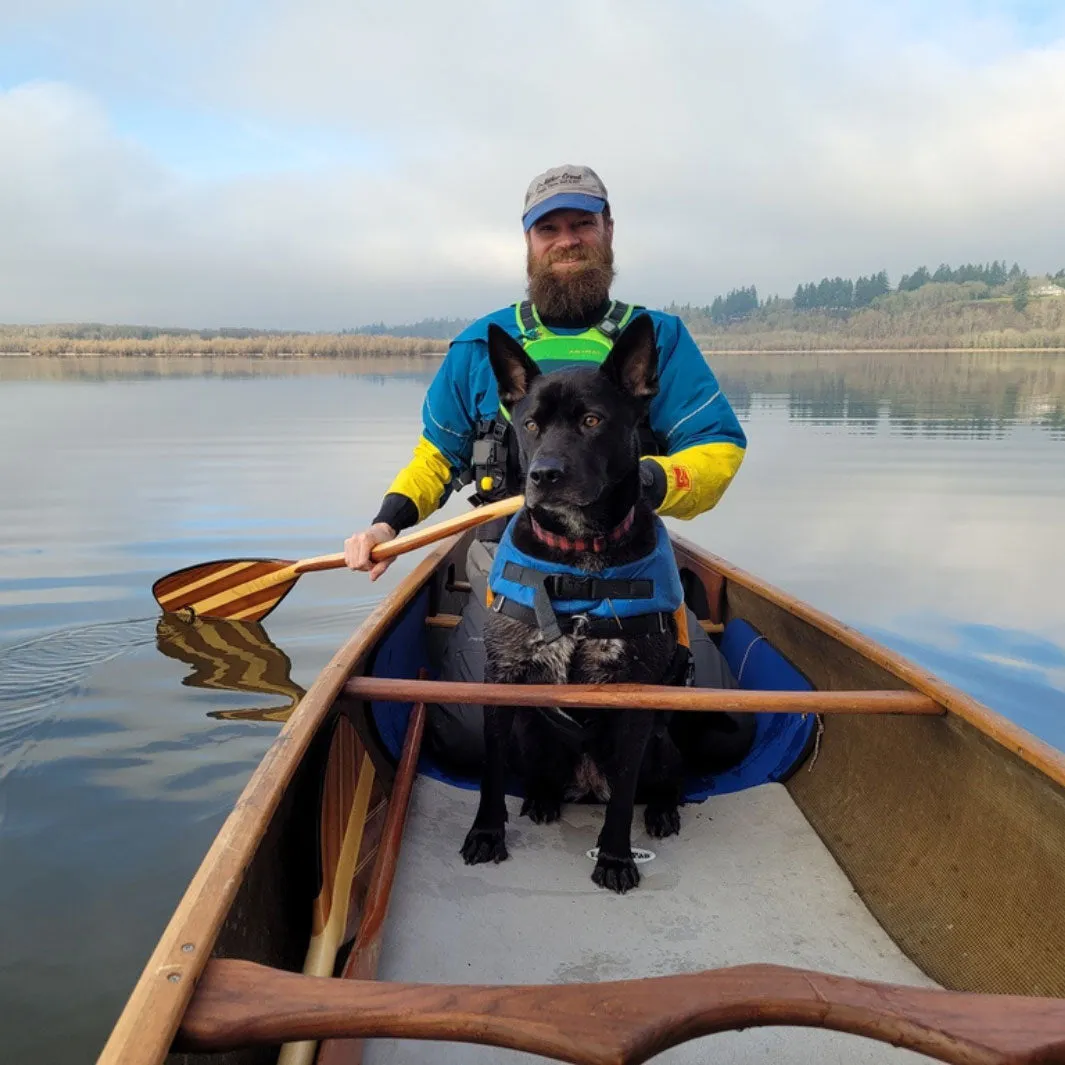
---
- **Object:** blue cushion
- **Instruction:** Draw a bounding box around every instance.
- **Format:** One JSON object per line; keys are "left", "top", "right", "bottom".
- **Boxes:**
{"left": 682, "top": 619, "right": 817, "bottom": 799}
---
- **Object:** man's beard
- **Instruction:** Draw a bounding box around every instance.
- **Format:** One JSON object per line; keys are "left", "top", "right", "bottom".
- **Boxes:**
{"left": 526, "top": 242, "right": 616, "bottom": 322}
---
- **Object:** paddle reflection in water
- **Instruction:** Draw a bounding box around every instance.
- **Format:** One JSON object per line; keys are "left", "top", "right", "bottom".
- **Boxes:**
{"left": 155, "top": 615, "right": 305, "bottom": 723}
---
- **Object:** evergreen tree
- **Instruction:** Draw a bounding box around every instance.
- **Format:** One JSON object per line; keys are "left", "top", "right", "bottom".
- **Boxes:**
{"left": 898, "top": 266, "right": 931, "bottom": 292}
{"left": 710, "top": 286, "right": 759, "bottom": 324}
{"left": 1013, "top": 273, "right": 1030, "bottom": 312}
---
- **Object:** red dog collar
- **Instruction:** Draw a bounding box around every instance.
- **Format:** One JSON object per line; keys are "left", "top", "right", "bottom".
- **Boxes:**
{"left": 529, "top": 507, "right": 635, "bottom": 554}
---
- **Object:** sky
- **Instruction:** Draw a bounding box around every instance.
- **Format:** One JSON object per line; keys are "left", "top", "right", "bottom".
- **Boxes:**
{"left": 2, "top": 0, "right": 1064, "bottom": 330}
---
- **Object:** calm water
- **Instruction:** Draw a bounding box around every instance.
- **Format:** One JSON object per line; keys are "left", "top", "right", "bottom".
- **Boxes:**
{"left": 1, "top": 351, "right": 1064, "bottom": 1062}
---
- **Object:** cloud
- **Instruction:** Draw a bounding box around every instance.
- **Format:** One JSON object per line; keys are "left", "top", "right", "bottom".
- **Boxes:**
{"left": 2, "top": 1, "right": 1065, "bottom": 327}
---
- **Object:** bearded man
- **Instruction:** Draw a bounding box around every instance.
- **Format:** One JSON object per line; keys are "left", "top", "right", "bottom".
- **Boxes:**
{"left": 345, "top": 164, "right": 747, "bottom": 575}
{"left": 344, "top": 164, "right": 752, "bottom": 775}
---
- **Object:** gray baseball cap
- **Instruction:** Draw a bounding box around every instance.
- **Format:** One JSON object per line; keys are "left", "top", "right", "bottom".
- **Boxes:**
{"left": 522, "top": 165, "right": 609, "bottom": 231}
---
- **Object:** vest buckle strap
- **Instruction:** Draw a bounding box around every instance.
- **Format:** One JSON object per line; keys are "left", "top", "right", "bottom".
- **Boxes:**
{"left": 492, "top": 596, "right": 675, "bottom": 640}
{"left": 545, "top": 573, "right": 654, "bottom": 601}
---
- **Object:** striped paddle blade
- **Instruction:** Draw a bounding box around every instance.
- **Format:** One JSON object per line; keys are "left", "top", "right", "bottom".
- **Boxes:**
{"left": 152, "top": 558, "right": 303, "bottom": 622}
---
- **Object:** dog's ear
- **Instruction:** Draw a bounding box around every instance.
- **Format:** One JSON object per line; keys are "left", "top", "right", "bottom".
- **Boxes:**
{"left": 599, "top": 314, "right": 659, "bottom": 401}
{"left": 487, "top": 323, "right": 541, "bottom": 408}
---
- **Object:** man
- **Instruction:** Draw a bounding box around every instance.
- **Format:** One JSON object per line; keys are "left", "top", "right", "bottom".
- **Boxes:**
{"left": 345, "top": 164, "right": 747, "bottom": 574}
{"left": 342, "top": 165, "right": 754, "bottom": 778}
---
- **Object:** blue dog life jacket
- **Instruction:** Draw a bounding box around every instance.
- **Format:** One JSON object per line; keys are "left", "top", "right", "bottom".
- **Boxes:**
{"left": 487, "top": 513, "right": 685, "bottom": 644}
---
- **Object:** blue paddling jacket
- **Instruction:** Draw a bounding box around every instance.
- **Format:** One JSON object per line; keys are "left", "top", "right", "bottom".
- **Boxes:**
{"left": 372, "top": 301, "right": 747, "bottom": 532}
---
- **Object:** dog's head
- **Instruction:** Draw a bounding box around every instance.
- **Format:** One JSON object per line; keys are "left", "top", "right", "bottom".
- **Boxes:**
{"left": 487, "top": 315, "right": 659, "bottom": 521}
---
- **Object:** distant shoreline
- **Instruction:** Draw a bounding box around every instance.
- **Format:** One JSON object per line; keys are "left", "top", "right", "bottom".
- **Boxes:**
{"left": 0, "top": 355, "right": 445, "bottom": 364}
{"left": 4, "top": 346, "right": 1065, "bottom": 358}
{"left": 699, "top": 346, "right": 1065, "bottom": 355}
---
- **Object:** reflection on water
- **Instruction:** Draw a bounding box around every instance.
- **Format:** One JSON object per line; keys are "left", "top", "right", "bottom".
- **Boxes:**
{"left": 155, "top": 614, "right": 304, "bottom": 722}
{"left": 0, "top": 353, "right": 445, "bottom": 382}
{"left": 712, "top": 350, "right": 1065, "bottom": 437}
{"left": 0, "top": 350, "right": 1063, "bottom": 1063}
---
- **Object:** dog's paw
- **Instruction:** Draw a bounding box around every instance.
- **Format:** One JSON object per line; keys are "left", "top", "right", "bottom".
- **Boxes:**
{"left": 461, "top": 826, "right": 508, "bottom": 865}
{"left": 521, "top": 794, "right": 562, "bottom": 824}
{"left": 644, "top": 802, "right": 681, "bottom": 839}
{"left": 591, "top": 852, "right": 641, "bottom": 894}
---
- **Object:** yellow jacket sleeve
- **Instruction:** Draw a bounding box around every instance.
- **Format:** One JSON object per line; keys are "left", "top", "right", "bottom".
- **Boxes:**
{"left": 643, "top": 441, "right": 745, "bottom": 521}
{"left": 385, "top": 435, "right": 453, "bottom": 523}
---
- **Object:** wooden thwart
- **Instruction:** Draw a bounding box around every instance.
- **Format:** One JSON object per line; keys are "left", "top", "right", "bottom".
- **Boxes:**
{"left": 177, "top": 958, "right": 1065, "bottom": 1065}
{"left": 344, "top": 676, "right": 942, "bottom": 715}
{"left": 425, "top": 615, "right": 725, "bottom": 633}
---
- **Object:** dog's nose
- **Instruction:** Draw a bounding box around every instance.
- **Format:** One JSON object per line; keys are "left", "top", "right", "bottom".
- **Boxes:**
{"left": 528, "top": 457, "right": 565, "bottom": 487}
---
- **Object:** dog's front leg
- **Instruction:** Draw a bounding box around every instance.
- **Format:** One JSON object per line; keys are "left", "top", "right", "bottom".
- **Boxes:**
{"left": 593, "top": 708, "right": 656, "bottom": 893}
{"left": 461, "top": 704, "right": 514, "bottom": 865}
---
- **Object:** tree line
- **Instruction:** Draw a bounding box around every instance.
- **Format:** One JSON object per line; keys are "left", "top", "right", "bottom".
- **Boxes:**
{"left": 693, "top": 261, "right": 1065, "bottom": 322}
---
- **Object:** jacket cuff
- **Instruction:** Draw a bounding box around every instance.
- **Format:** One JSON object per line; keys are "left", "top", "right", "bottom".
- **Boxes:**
{"left": 372, "top": 493, "right": 419, "bottom": 533}
{"left": 639, "top": 458, "right": 667, "bottom": 510}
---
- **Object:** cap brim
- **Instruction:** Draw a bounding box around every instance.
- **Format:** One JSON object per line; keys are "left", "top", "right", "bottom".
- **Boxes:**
{"left": 522, "top": 193, "right": 607, "bottom": 231}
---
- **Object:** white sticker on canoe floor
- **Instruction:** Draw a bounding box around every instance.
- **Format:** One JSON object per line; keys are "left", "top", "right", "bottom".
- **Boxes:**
{"left": 586, "top": 847, "right": 656, "bottom": 864}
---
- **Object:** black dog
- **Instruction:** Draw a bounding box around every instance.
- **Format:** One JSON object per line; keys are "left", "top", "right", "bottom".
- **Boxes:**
{"left": 460, "top": 314, "right": 688, "bottom": 893}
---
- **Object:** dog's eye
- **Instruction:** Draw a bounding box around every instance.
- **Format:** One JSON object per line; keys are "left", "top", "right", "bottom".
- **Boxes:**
{"left": 523, "top": 419, "right": 538, "bottom": 434}
{"left": 582, "top": 414, "right": 601, "bottom": 429}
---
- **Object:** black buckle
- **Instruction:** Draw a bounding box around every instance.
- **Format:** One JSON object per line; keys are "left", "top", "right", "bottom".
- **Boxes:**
{"left": 547, "top": 574, "right": 592, "bottom": 599}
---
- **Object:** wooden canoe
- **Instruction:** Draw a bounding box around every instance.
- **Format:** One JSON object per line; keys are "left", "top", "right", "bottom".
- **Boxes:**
{"left": 99, "top": 529, "right": 1065, "bottom": 1065}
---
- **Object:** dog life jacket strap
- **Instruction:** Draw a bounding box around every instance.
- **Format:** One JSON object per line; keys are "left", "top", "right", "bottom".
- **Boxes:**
{"left": 503, "top": 564, "right": 655, "bottom": 604}
{"left": 492, "top": 594, "right": 675, "bottom": 640}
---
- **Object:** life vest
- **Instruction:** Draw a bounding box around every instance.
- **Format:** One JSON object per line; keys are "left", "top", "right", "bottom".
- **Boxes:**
{"left": 487, "top": 513, "right": 685, "bottom": 641}
{"left": 471, "top": 300, "right": 640, "bottom": 500}
{"left": 511, "top": 298, "right": 636, "bottom": 377}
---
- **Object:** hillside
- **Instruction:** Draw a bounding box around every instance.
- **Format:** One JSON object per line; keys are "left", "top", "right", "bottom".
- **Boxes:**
{"left": 677, "top": 273, "right": 1065, "bottom": 351}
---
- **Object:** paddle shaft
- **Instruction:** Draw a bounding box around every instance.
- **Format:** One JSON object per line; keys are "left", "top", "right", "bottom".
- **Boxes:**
{"left": 295, "top": 495, "right": 524, "bottom": 574}
{"left": 178, "top": 959, "right": 1065, "bottom": 1064}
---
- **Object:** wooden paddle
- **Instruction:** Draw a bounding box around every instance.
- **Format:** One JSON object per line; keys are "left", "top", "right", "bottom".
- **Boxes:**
{"left": 152, "top": 495, "right": 524, "bottom": 622}
{"left": 275, "top": 712, "right": 377, "bottom": 1065}
{"left": 178, "top": 958, "right": 1065, "bottom": 1064}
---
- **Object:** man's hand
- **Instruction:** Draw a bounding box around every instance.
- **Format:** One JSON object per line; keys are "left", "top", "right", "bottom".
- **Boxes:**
{"left": 344, "top": 522, "right": 398, "bottom": 581}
